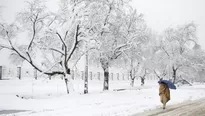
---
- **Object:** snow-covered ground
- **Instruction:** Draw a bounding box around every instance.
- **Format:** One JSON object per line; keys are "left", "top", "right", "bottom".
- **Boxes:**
{"left": 0, "top": 79, "right": 205, "bottom": 116}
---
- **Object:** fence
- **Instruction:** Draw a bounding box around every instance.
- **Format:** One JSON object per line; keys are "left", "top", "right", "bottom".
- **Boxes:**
{"left": 0, "top": 66, "right": 161, "bottom": 81}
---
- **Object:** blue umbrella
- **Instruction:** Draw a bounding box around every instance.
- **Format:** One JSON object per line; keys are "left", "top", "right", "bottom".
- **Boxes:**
{"left": 158, "top": 80, "right": 177, "bottom": 90}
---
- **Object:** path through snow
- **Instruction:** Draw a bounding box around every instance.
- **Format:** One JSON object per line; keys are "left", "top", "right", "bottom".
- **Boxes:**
{"left": 133, "top": 98, "right": 205, "bottom": 116}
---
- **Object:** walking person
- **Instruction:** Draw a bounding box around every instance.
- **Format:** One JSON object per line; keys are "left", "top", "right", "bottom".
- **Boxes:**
{"left": 159, "top": 82, "right": 170, "bottom": 109}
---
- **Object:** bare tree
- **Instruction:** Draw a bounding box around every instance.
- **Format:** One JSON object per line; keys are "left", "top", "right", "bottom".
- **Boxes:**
{"left": 160, "top": 22, "right": 201, "bottom": 84}
{"left": 91, "top": 0, "right": 148, "bottom": 90}
{"left": 0, "top": 0, "right": 95, "bottom": 94}
{"left": 122, "top": 26, "right": 153, "bottom": 87}
{"left": 82, "top": 0, "right": 130, "bottom": 90}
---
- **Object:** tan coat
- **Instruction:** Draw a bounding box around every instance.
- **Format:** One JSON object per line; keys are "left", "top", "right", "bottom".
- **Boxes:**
{"left": 159, "top": 83, "right": 170, "bottom": 109}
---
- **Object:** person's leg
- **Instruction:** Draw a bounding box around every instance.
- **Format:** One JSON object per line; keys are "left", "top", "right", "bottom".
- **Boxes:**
{"left": 163, "top": 96, "right": 168, "bottom": 109}
{"left": 162, "top": 95, "right": 167, "bottom": 109}
{"left": 160, "top": 95, "right": 165, "bottom": 109}
{"left": 163, "top": 102, "right": 166, "bottom": 109}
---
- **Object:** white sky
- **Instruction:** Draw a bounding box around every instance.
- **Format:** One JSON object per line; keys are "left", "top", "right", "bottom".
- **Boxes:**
{"left": 0, "top": 0, "right": 205, "bottom": 66}
{"left": 131, "top": 0, "right": 205, "bottom": 44}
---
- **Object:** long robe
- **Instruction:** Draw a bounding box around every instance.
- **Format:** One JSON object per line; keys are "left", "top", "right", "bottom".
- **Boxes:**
{"left": 159, "top": 83, "right": 170, "bottom": 109}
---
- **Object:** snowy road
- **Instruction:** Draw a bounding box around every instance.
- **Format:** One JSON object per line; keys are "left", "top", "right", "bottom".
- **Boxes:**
{"left": 133, "top": 98, "right": 205, "bottom": 116}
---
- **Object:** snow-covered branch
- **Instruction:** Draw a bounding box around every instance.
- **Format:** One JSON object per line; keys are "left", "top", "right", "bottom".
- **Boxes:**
{"left": 0, "top": 44, "right": 12, "bottom": 50}
{"left": 49, "top": 48, "right": 65, "bottom": 55}
{"left": 66, "top": 24, "right": 80, "bottom": 63}
{"left": 56, "top": 32, "right": 67, "bottom": 48}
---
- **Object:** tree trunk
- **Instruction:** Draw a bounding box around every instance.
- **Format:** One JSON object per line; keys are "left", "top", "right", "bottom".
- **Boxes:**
{"left": 34, "top": 68, "right": 37, "bottom": 80}
{"left": 130, "top": 50, "right": 135, "bottom": 87}
{"left": 130, "top": 78, "right": 134, "bottom": 87}
{"left": 100, "top": 56, "right": 109, "bottom": 91}
{"left": 84, "top": 43, "right": 88, "bottom": 94}
{"left": 130, "top": 69, "right": 135, "bottom": 87}
{"left": 64, "top": 78, "right": 69, "bottom": 94}
{"left": 141, "top": 77, "right": 145, "bottom": 86}
{"left": 103, "top": 65, "right": 109, "bottom": 90}
{"left": 172, "top": 67, "right": 177, "bottom": 84}
{"left": 64, "top": 73, "right": 73, "bottom": 94}
{"left": 17, "top": 67, "right": 21, "bottom": 80}
{"left": 64, "top": 74, "right": 69, "bottom": 94}
{"left": 0, "top": 66, "right": 2, "bottom": 80}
